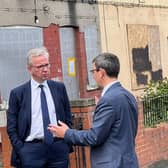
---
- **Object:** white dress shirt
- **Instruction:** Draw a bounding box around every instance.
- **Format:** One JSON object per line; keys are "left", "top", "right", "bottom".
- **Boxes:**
{"left": 26, "top": 78, "right": 57, "bottom": 141}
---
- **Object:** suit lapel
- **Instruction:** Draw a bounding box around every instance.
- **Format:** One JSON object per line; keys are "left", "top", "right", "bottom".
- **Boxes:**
{"left": 47, "top": 81, "right": 61, "bottom": 122}
{"left": 25, "top": 81, "right": 31, "bottom": 127}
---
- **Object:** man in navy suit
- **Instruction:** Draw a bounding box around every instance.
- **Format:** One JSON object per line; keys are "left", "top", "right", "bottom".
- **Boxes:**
{"left": 7, "top": 47, "right": 72, "bottom": 168}
{"left": 49, "top": 53, "right": 139, "bottom": 168}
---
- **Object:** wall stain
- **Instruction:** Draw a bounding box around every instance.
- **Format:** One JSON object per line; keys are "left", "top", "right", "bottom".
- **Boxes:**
{"left": 132, "top": 45, "right": 162, "bottom": 85}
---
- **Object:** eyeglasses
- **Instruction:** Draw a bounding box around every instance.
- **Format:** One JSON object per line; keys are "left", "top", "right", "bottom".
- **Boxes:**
{"left": 90, "top": 69, "right": 99, "bottom": 73}
{"left": 32, "top": 63, "right": 50, "bottom": 69}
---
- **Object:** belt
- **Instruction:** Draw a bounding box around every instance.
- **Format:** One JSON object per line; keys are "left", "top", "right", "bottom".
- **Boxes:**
{"left": 26, "top": 137, "right": 62, "bottom": 143}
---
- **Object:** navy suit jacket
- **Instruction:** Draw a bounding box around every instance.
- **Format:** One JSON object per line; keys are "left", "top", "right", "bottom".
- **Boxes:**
{"left": 7, "top": 80, "right": 72, "bottom": 167}
{"left": 64, "top": 82, "right": 139, "bottom": 168}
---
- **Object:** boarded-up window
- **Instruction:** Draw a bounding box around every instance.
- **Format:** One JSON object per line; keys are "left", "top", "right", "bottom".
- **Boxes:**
{"left": 84, "top": 25, "right": 100, "bottom": 90}
{"left": 0, "top": 27, "right": 43, "bottom": 100}
{"left": 127, "top": 24, "right": 162, "bottom": 90}
{"left": 59, "top": 27, "right": 79, "bottom": 99}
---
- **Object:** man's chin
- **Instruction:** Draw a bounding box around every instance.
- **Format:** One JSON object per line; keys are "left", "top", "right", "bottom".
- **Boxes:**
{"left": 42, "top": 76, "right": 49, "bottom": 80}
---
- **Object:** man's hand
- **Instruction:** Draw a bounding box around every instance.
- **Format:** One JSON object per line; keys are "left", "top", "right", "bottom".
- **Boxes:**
{"left": 95, "top": 96, "right": 99, "bottom": 105}
{"left": 48, "top": 120, "right": 69, "bottom": 138}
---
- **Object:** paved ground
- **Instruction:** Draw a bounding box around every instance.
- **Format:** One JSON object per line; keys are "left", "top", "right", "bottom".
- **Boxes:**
{"left": 0, "top": 160, "right": 167, "bottom": 168}
{"left": 0, "top": 157, "right": 167, "bottom": 168}
{"left": 148, "top": 160, "right": 168, "bottom": 168}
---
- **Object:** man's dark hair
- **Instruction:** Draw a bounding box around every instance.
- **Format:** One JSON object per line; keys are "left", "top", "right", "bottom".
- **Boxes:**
{"left": 92, "top": 53, "right": 120, "bottom": 78}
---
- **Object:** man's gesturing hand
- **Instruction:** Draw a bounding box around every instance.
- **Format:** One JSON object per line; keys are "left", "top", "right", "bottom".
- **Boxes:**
{"left": 48, "top": 120, "right": 69, "bottom": 138}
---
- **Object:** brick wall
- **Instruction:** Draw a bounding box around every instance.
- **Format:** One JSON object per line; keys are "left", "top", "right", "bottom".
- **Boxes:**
{"left": 43, "top": 24, "right": 63, "bottom": 81}
{"left": 0, "top": 127, "right": 12, "bottom": 168}
{"left": 136, "top": 98, "right": 168, "bottom": 167}
{"left": 1, "top": 98, "right": 168, "bottom": 168}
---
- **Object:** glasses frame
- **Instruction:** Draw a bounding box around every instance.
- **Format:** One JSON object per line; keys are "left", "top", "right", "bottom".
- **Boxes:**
{"left": 32, "top": 63, "right": 51, "bottom": 69}
{"left": 90, "top": 68, "right": 99, "bottom": 73}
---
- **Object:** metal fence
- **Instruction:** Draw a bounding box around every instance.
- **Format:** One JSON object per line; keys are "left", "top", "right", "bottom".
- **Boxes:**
{"left": 142, "top": 94, "right": 168, "bottom": 127}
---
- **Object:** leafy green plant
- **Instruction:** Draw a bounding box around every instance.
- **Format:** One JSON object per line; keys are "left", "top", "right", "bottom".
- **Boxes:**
{"left": 141, "top": 77, "right": 168, "bottom": 99}
{"left": 141, "top": 77, "right": 168, "bottom": 127}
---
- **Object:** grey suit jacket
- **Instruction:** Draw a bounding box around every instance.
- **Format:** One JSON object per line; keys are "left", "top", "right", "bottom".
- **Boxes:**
{"left": 64, "top": 82, "right": 139, "bottom": 168}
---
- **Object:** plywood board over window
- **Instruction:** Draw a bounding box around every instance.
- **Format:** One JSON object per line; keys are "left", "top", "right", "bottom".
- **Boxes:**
{"left": 127, "top": 24, "right": 162, "bottom": 90}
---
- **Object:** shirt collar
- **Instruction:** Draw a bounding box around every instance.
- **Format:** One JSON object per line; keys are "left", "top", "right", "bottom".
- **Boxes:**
{"left": 31, "top": 78, "right": 48, "bottom": 89}
{"left": 101, "top": 80, "right": 118, "bottom": 97}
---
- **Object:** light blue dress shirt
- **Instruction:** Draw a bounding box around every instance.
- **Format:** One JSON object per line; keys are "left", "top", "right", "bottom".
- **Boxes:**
{"left": 26, "top": 78, "right": 57, "bottom": 141}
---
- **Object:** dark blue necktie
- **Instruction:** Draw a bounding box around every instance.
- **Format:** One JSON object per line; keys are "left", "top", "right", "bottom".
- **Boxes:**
{"left": 39, "top": 85, "right": 53, "bottom": 145}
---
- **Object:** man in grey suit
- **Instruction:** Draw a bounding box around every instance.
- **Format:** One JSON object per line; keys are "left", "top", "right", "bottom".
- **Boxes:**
{"left": 48, "top": 53, "right": 139, "bottom": 168}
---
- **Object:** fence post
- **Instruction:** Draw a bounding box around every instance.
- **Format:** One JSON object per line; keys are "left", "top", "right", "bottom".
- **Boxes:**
{"left": 0, "top": 110, "right": 12, "bottom": 168}
{"left": 69, "top": 98, "right": 95, "bottom": 168}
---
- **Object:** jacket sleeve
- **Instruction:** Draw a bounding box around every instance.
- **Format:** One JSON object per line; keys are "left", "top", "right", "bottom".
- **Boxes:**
{"left": 60, "top": 83, "right": 74, "bottom": 152}
{"left": 62, "top": 84, "right": 73, "bottom": 128}
{"left": 7, "top": 90, "right": 24, "bottom": 152}
{"left": 64, "top": 97, "right": 116, "bottom": 146}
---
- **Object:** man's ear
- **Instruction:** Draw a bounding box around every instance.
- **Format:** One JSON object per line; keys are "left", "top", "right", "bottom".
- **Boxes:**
{"left": 27, "top": 65, "right": 31, "bottom": 72}
{"left": 99, "top": 68, "right": 106, "bottom": 78}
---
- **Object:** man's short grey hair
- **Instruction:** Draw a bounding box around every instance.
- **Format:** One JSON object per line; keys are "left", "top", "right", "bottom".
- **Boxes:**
{"left": 27, "top": 47, "right": 49, "bottom": 66}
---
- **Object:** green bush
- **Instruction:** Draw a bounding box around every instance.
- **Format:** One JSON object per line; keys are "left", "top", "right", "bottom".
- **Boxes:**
{"left": 141, "top": 77, "right": 168, "bottom": 127}
{"left": 141, "top": 77, "right": 168, "bottom": 99}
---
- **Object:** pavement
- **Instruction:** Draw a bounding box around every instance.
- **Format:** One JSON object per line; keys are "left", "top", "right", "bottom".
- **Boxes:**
{"left": 0, "top": 160, "right": 166, "bottom": 168}
{"left": 0, "top": 157, "right": 167, "bottom": 168}
{"left": 148, "top": 160, "right": 168, "bottom": 168}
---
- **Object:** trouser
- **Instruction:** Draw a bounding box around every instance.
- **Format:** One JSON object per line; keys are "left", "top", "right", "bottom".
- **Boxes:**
{"left": 17, "top": 139, "right": 69, "bottom": 168}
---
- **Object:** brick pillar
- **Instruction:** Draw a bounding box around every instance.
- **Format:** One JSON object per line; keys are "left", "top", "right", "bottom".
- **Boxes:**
{"left": 0, "top": 127, "right": 12, "bottom": 168}
{"left": 69, "top": 98, "right": 95, "bottom": 168}
{"left": 43, "top": 24, "right": 63, "bottom": 81}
